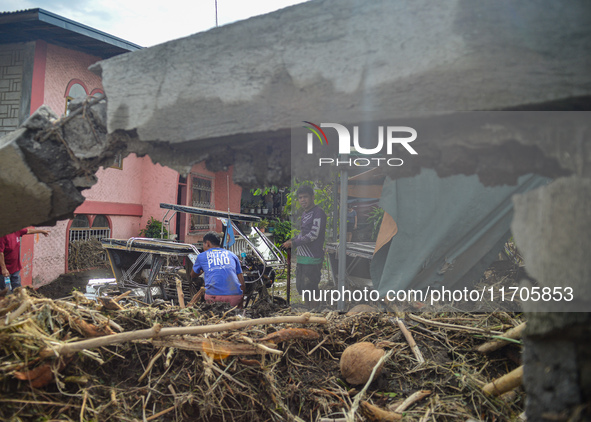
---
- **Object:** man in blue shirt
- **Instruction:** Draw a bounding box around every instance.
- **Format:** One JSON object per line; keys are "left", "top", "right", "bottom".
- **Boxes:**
{"left": 191, "top": 232, "right": 245, "bottom": 307}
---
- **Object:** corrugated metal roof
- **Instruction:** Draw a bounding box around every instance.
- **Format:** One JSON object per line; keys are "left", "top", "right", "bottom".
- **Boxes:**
{"left": 0, "top": 8, "right": 142, "bottom": 58}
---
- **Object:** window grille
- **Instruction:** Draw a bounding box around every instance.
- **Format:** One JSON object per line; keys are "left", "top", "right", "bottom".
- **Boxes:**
{"left": 191, "top": 175, "right": 214, "bottom": 231}
{"left": 68, "top": 215, "right": 111, "bottom": 243}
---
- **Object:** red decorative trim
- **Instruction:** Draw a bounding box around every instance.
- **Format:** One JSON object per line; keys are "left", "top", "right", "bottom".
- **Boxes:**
{"left": 64, "top": 78, "right": 89, "bottom": 98}
{"left": 90, "top": 88, "right": 104, "bottom": 96}
{"left": 102, "top": 215, "right": 113, "bottom": 229}
{"left": 30, "top": 40, "right": 47, "bottom": 114}
{"left": 75, "top": 201, "right": 143, "bottom": 216}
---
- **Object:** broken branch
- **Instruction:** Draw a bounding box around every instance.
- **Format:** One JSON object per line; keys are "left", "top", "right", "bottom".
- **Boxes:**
{"left": 187, "top": 286, "right": 206, "bottom": 307}
{"left": 138, "top": 347, "right": 166, "bottom": 382}
{"left": 151, "top": 336, "right": 276, "bottom": 355}
{"left": 482, "top": 365, "right": 523, "bottom": 396}
{"left": 259, "top": 328, "right": 320, "bottom": 344}
{"left": 360, "top": 401, "right": 402, "bottom": 421}
{"left": 408, "top": 314, "right": 503, "bottom": 335}
{"left": 476, "top": 322, "right": 526, "bottom": 353}
{"left": 98, "top": 297, "right": 124, "bottom": 311}
{"left": 393, "top": 317, "right": 424, "bottom": 364}
{"left": 393, "top": 390, "right": 431, "bottom": 413}
{"left": 175, "top": 277, "right": 185, "bottom": 309}
{"left": 41, "top": 313, "right": 326, "bottom": 358}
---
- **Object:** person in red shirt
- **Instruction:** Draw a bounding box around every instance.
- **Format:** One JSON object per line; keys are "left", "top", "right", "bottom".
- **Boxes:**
{"left": 0, "top": 227, "right": 50, "bottom": 291}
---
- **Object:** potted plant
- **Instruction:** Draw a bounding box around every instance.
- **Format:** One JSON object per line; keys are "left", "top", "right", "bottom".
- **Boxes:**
{"left": 139, "top": 217, "right": 168, "bottom": 239}
{"left": 267, "top": 219, "right": 276, "bottom": 233}
{"left": 256, "top": 200, "right": 262, "bottom": 214}
{"left": 258, "top": 219, "right": 270, "bottom": 232}
{"left": 249, "top": 201, "right": 255, "bottom": 214}
{"left": 240, "top": 199, "right": 248, "bottom": 214}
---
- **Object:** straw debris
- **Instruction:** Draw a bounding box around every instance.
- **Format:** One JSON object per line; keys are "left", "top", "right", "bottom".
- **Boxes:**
{"left": 0, "top": 285, "right": 526, "bottom": 421}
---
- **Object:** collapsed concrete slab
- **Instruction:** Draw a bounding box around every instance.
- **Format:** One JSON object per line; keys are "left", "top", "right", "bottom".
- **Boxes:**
{"left": 0, "top": 99, "right": 126, "bottom": 237}
{"left": 92, "top": 0, "right": 591, "bottom": 186}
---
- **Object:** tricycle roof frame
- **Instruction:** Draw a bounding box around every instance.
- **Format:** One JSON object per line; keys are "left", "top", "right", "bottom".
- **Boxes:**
{"left": 100, "top": 237, "right": 200, "bottom": 255}
{"left": 160, "top": 203, "right": 261, "bottom": 223}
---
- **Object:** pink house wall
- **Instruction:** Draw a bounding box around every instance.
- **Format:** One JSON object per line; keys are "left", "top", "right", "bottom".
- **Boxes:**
{"left": 140, "top": 156, "right": 179, "bottom": 231}
{"left": 43, "top": 43, "right": 104, "bottom": 115}
{"left": 31, "top": 42, "right": 106, "bottom": 286}
{"left": 30, "top": 43, "right": 180, "bottom": 286}
{"left": 29, "top": 42, "right": 241, "bottom": 286}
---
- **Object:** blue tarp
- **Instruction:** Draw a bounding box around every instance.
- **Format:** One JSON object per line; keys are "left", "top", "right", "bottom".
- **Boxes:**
{"left": 370, "top": 169, "right": 549, "bottom": 294}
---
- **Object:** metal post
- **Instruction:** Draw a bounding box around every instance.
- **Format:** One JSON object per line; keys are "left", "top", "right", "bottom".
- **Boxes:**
{"left": 286, "top": 249, "right": 291, "bottom": 304}
{"left": 337, "top": 156, "right": 348, "bottom": 311}
{"left": 332, "top": 171, "right": 339, "bottom": 242}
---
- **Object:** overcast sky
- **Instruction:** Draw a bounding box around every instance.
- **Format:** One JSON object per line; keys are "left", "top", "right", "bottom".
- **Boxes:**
{"left": 0, "top": 0, "right": 309, "bottom": 47}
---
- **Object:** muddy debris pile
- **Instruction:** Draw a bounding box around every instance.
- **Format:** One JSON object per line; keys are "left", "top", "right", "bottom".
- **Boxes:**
{"left": 0, "top": 287, "right": 526, "bottom": 421}
{"left": 67, "top": 238, "right": 108, "bottom": 271}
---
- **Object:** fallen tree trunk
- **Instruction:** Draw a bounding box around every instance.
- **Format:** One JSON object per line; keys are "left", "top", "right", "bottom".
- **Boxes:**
{"left": 40, "top": 313, "right": 326, "bottom": 358}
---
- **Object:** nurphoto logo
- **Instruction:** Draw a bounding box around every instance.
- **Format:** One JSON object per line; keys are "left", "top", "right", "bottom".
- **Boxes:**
{"left": 302, "top": 122, "right": 417, "bottom": 167}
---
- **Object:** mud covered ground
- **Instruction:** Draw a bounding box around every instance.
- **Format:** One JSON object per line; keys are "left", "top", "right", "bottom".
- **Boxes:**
{"left": 36, "top": 266, "right": 114, "bottom": 299}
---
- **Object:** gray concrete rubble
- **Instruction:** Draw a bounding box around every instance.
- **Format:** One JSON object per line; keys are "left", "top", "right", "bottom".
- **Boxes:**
{"left": 512, "top": 177, "right": 591, "bottom": 420}
{"left": 512, "top": 177, "right": 591, "bottom": 308}
{"left": 91, "top": 0, "right": 591, "bottom": 186}
{"left": 0, "top": 99, "right": 127, "bottom": 237}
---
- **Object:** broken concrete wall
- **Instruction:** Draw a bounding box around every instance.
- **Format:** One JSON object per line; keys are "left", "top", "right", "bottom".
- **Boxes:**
{"left": 0, "top": 99, "right": 126, "bottom": 237}
{"left": 92, "top": 0, "right": 591, "bottom": 187}
{"left": 511, "top": 177, "right": 591, "bottom": 420}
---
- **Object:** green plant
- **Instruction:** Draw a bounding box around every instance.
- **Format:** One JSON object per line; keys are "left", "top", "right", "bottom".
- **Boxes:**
{"left": 257, "top": 219, "right": 270, "bottom": 230}
{"left": 140, "top": 216, "right": 168, "bottom": 239}
{"left": 272, "top": 220, "right": 293, "bottom": 247}
{"left": 250, "top": 186, "right": 279, "bottom": 196}
{"left": 285, "top": 180, "right": 335, "bottom": 232}
{"left": 367, "top": 207, "right": 384, "bottom": 241}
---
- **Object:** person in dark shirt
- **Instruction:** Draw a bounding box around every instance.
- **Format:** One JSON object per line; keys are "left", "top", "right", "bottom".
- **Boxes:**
{"left": 282, "top": 185, "right": 327, "bottom": 305}
{"left": 191, "top": 232, "right": 245, "bottom": 307}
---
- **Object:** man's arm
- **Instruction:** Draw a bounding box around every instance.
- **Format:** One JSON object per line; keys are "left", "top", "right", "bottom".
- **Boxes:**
{"left": 26, "top": 228, "right": 50, "bottom": 237}
{"left": 0, "top": 253, "right": 8, "bottom": 277}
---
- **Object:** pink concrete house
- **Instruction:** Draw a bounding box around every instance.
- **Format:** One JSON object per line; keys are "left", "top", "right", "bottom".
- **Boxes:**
{"left": 0, "top": 9, "right": 242, "bottom": 286}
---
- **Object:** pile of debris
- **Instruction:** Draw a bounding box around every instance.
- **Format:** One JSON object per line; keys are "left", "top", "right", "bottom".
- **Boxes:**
{"left": 67, "top": 238, "right": 108, "bottom": 271}
{"left": 0, "top": 283, "right": 526, "bottom": 421}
